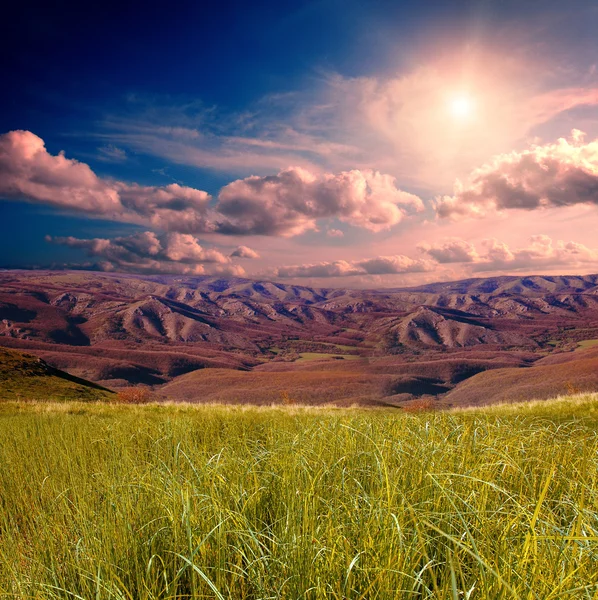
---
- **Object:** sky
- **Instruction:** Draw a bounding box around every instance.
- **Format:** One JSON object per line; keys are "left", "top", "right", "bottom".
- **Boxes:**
{"left": 2, "top": 0, "right": 598, "bottom": 287}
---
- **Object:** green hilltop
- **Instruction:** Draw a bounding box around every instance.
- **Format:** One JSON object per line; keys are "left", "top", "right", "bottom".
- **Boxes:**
{"left": 0, "top": 347, "right": 113, "bottom": 402}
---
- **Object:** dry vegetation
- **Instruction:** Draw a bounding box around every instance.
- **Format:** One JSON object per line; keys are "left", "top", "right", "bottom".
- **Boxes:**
{"left": 158, "top": 367, "right": 388, "bottom": 405}
{"left": 115, "top": 386, "right": 153, "bottom": 404}
{"left": 3, "top": 271, "right": 598, "bottom": 408}
{"left": 444, "top": 347, "right": 598, "bottom": 406}
{"left": 0, "top": 395, "right": 597, "bottom": 598}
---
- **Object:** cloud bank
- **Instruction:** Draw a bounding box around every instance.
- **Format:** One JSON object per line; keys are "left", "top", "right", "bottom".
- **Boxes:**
{"left": 436, "top": 131, "right": 598, "bottom": 218}
{"left": 274, "top": 255, "right": 432, "bottom": 278}
{"left": 0, "top": 130, "right": 423, "bottom": 237}
{"left": 419, "top": 235, "right": 598, "bottom": 272}
{"left": 273, "top": 235, "right": 598, "bottom": 282}
{"left": 47, "top": 231, "right": 245, "bottom": 276}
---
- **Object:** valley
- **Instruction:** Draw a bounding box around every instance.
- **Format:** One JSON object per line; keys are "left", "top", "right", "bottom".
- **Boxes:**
{"left": 2, "top": 270, "right": 598, "bottom": 406}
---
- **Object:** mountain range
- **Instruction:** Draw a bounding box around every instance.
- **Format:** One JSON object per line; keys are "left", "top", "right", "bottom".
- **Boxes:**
{"left": 1, "top": 270, "right": 598, "bottom": 406}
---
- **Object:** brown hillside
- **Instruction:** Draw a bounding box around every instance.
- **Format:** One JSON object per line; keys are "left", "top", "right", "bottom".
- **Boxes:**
{"left": 444, "top": 353, "right": 598, "bottom": 407}
{"left": 3, "top": 270, "right": 598, "bottom": 403}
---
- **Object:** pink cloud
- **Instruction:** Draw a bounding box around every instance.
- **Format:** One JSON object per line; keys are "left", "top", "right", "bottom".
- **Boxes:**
{"left": 46, "top": 231, "right": 245, "bottom": 276}
{"left": 97, "top": 44, "right": 598, "bottom": 195}
{"left": 436, "top": 131, "right": 598, "bottom": 218}
{"left": 0, "top": 130, "right": 422, "bottom": 238}
{"left": 419, "top": 235, "right": 598, "bottom": 272}
{"left": 327, "top": 228, "right": 344, "bottom": 237}
{"left": 274, "top": 254, "right": 432, "bottom": 278}
{"left": 230, "top": 245, "right": 260, "bottom": 259}
{"left": 0, "top": 130, "right": 216, "bottom": 231}
{"left": 528, "top": 88, "right": 598, "bottom": 125}
{"left": 417, "top": 238, "right": 479, "bottom": 263}
{"left": 216, "top": 167, "right": 423, "bottom": 236}
{"left": 0, "top": 130, "right": 122, "bottom": 213}
{"left": 115, "top": 182, "right": 214, "bottom": 233}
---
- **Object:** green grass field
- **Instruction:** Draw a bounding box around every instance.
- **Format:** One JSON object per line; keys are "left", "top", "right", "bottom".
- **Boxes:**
{"left": 1, "top": 396, "right": 598, "bottom": 599}
{"left": 577, "top": 339, "right": 598, "bottom": 350}
{"left": 295, "top": 352, "right": 361, "bottom": 362}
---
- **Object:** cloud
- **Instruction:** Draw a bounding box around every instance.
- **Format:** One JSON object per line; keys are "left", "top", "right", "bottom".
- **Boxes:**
{"left": 0, "top": 130, "right": 122, "bottom": 213}
{"left": 230, "top": 245, "right": 260, "bottom": 259}
{"left": 274, "top": 254, "right": 432, "bottom": 278}
{"left": 419, "top": 235, "right": 598, "bottom": 272}
{"left": 46, "top": 231, "right": 245, "bottom": 276}
{"left": 0, "top": 130, "right": 423, "bottom": 238}
{"left": 115, "top": 182, "right": 214, "bottom": 232}
{"left": 327, "top": 228, "right": 344, "bottom": 237}
{"left": 97, "top": 145, "right": 127, "bottom": 162}
{"left": 0, "top": 130, "right": 215, "bottom": 232}
{"left": 98, "top": 95, "right": 361, "bottom": 176}
{"left": 436, "top": 131, "right": 598, "bottom": 218}
{"left": 417, "top": 238, "right": 479, "bottom": 263}
{"left": 98, "top": 50, "right": 598, "bottom": 192}
{"left": 275, "top": 260, "right": 357, "bottom": 278}
{"left": 216, "top": 167, "right": 423, "bottom": 236}
{"left": 315, "top": 55, "right": 598, "bottom": 188}
{"left": 476, "top": 235, "right": 598, "bottom": 271}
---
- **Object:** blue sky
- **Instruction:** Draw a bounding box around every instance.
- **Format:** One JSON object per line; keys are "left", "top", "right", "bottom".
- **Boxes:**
{"left": 2, "top": 0, "right": 598, "bottom": 286}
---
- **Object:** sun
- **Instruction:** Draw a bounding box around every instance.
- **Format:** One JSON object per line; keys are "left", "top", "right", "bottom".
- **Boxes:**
{"left": 449, "top": 94, "right": 475, "bottom": 119}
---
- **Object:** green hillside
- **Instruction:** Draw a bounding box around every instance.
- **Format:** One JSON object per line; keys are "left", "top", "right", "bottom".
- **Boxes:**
{"left": 0, "top": 347, "right": 113, "bottom": 402}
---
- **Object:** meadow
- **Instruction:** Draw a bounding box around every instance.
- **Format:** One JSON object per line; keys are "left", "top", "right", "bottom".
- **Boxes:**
{"left": 1, "top": 396, "right": 597, "bottom": 599}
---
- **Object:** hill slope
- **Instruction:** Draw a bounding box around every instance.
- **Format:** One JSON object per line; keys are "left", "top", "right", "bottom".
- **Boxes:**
{"left": 0, "top": 347, "right": 113, "bottom": 402}
{"left": 444, "top": 347, "right": 598, "bottom": 406}
{"left": 2, "top": 270, "right": 598, "bottom": 405}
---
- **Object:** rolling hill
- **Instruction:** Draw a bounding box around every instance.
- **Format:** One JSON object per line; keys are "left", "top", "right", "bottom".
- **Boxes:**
{"left": 0, "top": 346, "right": 113, "bottom": 402}
{"left": 1, "top": 269, "right": 598, "bottom": 405}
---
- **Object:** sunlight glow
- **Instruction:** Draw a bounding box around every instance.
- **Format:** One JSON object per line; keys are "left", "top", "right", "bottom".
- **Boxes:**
{"left": 449, "top": 94, "right": 475, "bottom": 119}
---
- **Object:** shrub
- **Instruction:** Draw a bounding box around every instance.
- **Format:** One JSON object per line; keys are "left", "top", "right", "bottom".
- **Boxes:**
{"left": 402, "top": 397, "right": 437, "bottom": 412}
{"left": 115, "top": 387, "right": 152, "bottom": 404}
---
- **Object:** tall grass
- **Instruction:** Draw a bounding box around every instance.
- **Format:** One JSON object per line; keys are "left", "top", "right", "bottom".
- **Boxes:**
{"left": 1, "top": 396, "right": 597, "bottom": 599}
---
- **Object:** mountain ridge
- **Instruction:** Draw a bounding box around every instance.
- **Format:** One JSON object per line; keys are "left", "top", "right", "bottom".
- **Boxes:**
{"left": 2, "top": 269, "right": 598, "bottom": 406}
